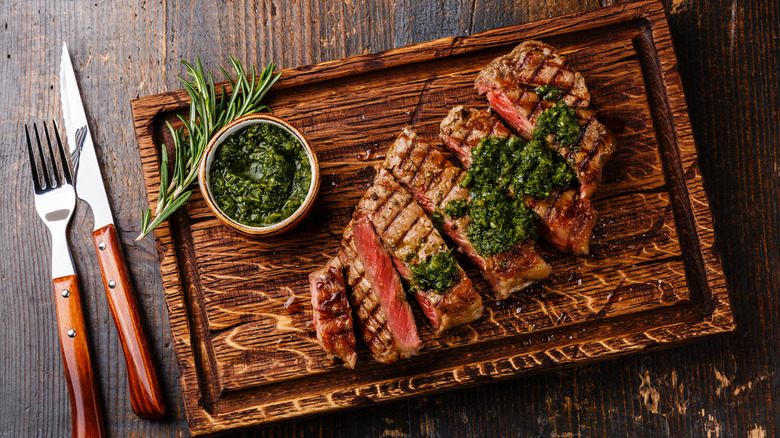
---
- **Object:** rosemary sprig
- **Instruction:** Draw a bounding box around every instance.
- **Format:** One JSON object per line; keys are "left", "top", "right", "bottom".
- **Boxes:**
{"left": 137, "top": 57, "right": 281, "bottom": 240}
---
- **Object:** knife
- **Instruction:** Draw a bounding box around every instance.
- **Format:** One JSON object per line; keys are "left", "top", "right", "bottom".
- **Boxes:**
{"left": 60, "top": 42, "right": 166, "bottom": 420}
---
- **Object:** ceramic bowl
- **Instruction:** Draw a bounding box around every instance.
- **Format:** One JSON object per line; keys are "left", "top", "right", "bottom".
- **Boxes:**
{"left": 197, "top": 113, "right": 320, "bottom": 237}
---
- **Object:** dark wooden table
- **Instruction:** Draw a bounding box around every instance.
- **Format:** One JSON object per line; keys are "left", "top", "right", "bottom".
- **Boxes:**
{"left": 1, "top": 0, "right": 777, "bottom": 436}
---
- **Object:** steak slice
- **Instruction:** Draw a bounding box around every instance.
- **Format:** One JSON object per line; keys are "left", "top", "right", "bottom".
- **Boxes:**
{"left": 475, "top": 41, "right": 616, "bottom": 200}
{"left": 529, "top": 189, "right": 596, "bottom": 255}
{"left": 440, "top": 106, "right": 597, "bottom": 254}
{"left": 308, "top": 257, "right": 357, "bottom": 368}
{"left": 340, "top": 218, "right": 422, "bottom": 363}
{"left": 358, "top": 168, "right": 484, "bottom": 328}
{"left": 384, "top": 127, "right": 551, "bottom": 298}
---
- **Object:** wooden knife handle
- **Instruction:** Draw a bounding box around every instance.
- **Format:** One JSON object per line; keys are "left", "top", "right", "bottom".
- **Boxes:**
{"left": 93, "top": 224, "right": 166, "bottom": 419}
{"left": 53, "top": 275, "right": 106, "bottom": 438}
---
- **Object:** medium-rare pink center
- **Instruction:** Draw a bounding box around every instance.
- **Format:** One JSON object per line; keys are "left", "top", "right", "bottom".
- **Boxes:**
{"left": 486, "top": 90, "right": 534, "bottom": 139}
{"left": 353, "top": 217, "right": 421, "bottom": 350}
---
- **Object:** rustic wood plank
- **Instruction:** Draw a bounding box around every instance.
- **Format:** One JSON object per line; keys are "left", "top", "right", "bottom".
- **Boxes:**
{"left": 0, "top": 1, "right": 180, "bottom": 437}
{"left": 2, "top": 0, "right": 777, "bottom": 436}
{"left": 129, "top": 1, "right": 734, "bottom": 434}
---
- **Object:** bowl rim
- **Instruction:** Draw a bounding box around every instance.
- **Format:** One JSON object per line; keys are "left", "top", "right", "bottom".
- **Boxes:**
{"left": 197, "top": 113, "right": 320, "bottom": 236}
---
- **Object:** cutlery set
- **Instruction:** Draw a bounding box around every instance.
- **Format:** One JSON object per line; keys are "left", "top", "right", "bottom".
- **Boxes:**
{"left": 24, "top": 43, "right": 165, "bottom": 437}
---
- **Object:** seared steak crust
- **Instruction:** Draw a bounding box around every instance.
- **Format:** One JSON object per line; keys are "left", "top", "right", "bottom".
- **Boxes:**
{"left": 340, "top": 219, "right": 422, "bottom": 363}
{"left": 529, "top": 189, "right": 597, "bottom": 255}
{"left": 438, "top": 106, "right": 512, "bottom": 168}
{"left": 384, "top": 127, "right": 552, "bottom": 299}
{"left": 309, "top": 257, "right": 358, "bottom": 368}
{"left": 440, "top": 106, "right": 597, "bottom": 254}
{"left": 475, "top": 41, "right": 616, "bottom": 200}
{"left": 357, "top": 167, "right": 484, "bottom": 330}
{"left": 475, "top": 40, "right": 590, "bottom": 121}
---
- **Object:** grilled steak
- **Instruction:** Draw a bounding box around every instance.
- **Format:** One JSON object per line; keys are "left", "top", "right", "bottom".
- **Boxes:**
{"left": 529, "top": 189, "right": 596, "bottom": 255}
{"left": 475, "top": 40, "right": 616, "bottom": 200}
{"left": 438, "top": 106, "right": 513, "bottom": 168}
{"left": 357, "top": 168, "right": 484, "bottom": 328}
{"left": 340, "top": 217, "right": 422, "bottom": 363}
{"left": 440, "top": 106, "right": 597, "bottom": 254}
{"left": 439, "top": 105, "right": 512, "bottom": 169}
{"left": 383, "top": 128, "right": 552, "bottom": 298}
{"left": 308, "top": 257, "right": 357, "bottom": 368}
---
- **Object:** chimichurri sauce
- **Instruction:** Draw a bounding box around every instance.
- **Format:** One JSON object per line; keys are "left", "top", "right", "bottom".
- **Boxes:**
{"left": 466, "top": 186, "right": 536, "bottom": 256}
{"left": 411, "top": 251, "right": 460, "bottom": 295}
{"left": 443, "top": 199, "right": 467, "bottom": 218}
{"left": 534, "top": 84, "right": 563, "bottom": 101}
{"left": 457, "top": 135, "right": 575, "bottom": 256}
{"left": 534, "top": 102, "right": 580, "bottom": 150}
{"left": 209, "top": 123, "right": 311, "bottom": 227}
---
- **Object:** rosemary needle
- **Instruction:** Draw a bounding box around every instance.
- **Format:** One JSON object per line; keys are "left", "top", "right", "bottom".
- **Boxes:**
{"left": 137, "top": 56, "right": 281, "bottom": 240}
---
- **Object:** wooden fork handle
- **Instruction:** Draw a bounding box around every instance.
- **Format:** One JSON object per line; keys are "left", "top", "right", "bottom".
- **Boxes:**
{"left": 93, "top": 224, "right": 166, "bottom": 419}
{"left": 53, "top": 275, "right": 106, "bottom": 438}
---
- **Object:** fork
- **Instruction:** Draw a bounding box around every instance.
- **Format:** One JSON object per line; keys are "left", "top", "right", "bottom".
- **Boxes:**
{"left": 26, "top": 122, "right": 106, "bottom": 438}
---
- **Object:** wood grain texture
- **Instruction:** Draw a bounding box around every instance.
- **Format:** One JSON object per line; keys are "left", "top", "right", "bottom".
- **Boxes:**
{"left": 92, "top": 224, "right": 166, "bottom": 419}
{"left": 1, "top": 0, "right": 777, "bottom": 437}
{"left": 53, "top": 275, "right": 106, "bottom": 438}
{"left": 129, "top": 1, "right": 733, "bottom": 434}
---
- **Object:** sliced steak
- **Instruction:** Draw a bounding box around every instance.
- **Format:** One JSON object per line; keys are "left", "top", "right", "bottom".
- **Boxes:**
{"left": 308, "top": 257, "right": 357, "bottom": 368}
{"left": 475, "top": 40, "right": 590, "bottom": 137}
{"left": 384, "top": 128, "right": 552, "bottom": 298}
{"left": 438, "top": 106, "right": 513, "bottom": 168}
{"left": 340, "top": 218, "right": 422, "bottom": 363}
{"left": 357, "top": 168, "right": 484, "bottom": 328}
{"left": 529, "top": 189, "right": 596, "bottom": 255}
{"left": 440, "top": 106, "right": 597, "bottom": 254}
{"left": 475, "top": 41, "right": 616, "bottom": 200}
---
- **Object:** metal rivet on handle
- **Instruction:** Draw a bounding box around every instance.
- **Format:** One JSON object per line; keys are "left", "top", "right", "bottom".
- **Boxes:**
{"left": 108, "top": 280, "right": 116, "bottom": 288}
{"left": 98, "top": 241, "right": 106, "bottom": 250}
{"left": 67, "top": 329, "right": 76, "bottom": 338}
{"left": 61, "top": 289, "right": 70, "bottom": 298}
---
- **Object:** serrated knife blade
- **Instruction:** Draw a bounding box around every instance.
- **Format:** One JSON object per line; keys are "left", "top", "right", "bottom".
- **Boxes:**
{"left": 60, "top": 42, "right": 113, "bottom": 229}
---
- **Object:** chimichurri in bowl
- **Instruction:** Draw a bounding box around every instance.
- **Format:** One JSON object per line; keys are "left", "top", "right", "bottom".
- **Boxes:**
{"left": 198, "top": 114, "right": 320, "bottom": 237}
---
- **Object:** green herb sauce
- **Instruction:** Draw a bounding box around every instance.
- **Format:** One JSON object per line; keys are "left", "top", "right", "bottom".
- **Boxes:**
{"left": 463, "top": 136, "right": 574, "bottom": 199}
{"left": 534, "top": 102, "right": 580, "bottom": 150}
{"left": 431, "top": 211, "right": 445, "bottom": 232}
{"left": 466, "top": 186, "right": 536, "bottom": 255}
{"left": 209, "top": 123, "right": 311, "bottom": 227}
{"left": 411, "top": 251, "right": 460, "bottom": 295}
{"left": 443, "top": 199, "right": 467, "bottom": 218}
{"left": 534, "top": 84, "right": 563, "bottom": 101}
{"left": 458, "top": 135, "right": 575, "bottom": 256}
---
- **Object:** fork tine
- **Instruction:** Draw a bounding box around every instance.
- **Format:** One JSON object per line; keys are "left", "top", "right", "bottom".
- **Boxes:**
{"left": 52, "top": 120, "right": 72, "bottom": 185}
{"left": 42, "top": 121, "right": 61, "bottom": 187}
{"left": 25, "top": 125, "right": 42, "bottom": 193}
{"left": 33, "top": 123, "right": 51, "bottom": 189}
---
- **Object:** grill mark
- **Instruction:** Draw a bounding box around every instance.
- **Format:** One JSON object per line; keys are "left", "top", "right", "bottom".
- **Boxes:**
{"left": 528, "top": 90, "right": 547, "bottom": 120}
{"left": 380, "top": 194, "right": 413, "bottom": 236}
{"left": 529, "top": 56, "right": 548, "bottom": 83}
{"left": 366, "top": 184, "right": 401, "bottom": 227}
{"left": 563, "top": 114, "right": 596, "bottom": 164}
{"left": 408, "top": 142, "right": 437, "bottom": 188}
{"left": 517, "top": 49, "right": 534, "bottom": 73}
{"left": 438, "top": 176, "right": 465, "bottom": 208}
{"left": 579, "top": 137, "right": 602, "bottom": 174}
{"left": 394, "top": 143, "right": 415, "bottom": 181}
{"left": 543, "top": 190, "right": 563, "bottom": 219}
{"left": 549, "top": 68, "right": 564, "bottom": 96}
{"left": 368, "top": 184, "right": 399, "bottom": 213}
{"left": 392, "top": 215, "right": 422, "bottom": 252}
{"left": 572, "top": 115, "right": 598, "bottom": 152}
{"left": 418, "top": 159, "right": 451, "bottom": 203}
{"left": 428, "top": 170, "right": 459, "bottom": 208}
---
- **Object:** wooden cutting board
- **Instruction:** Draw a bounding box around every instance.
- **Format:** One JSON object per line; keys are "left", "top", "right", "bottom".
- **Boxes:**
{"left": 130, "top": 1, "right": 734, "bottom": 434}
